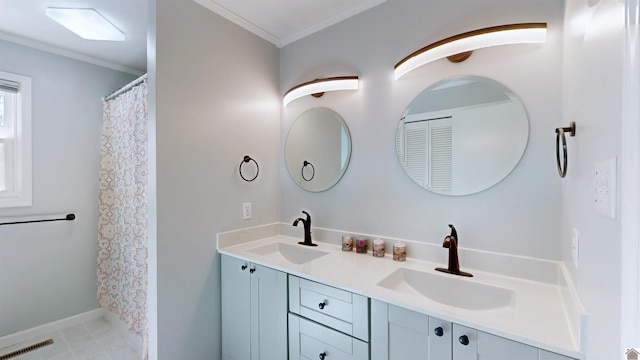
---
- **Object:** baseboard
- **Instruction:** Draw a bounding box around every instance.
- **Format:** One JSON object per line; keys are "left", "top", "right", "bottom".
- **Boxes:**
{"left": 0, "top": 308, "right": 104, "bottom": 350}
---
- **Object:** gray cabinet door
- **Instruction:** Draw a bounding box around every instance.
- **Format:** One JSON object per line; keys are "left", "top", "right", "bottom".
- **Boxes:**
{"left": 371, "top": 299, "right": 452, "bottom": 360}
{"left": 221, "top": 255, "right": 251, "bottom": 360}
{"left": 252, "top": 263, "right": 288, "bottom": 360}
{"left": 221, "top": 255, "right": 287, "bottom": 360}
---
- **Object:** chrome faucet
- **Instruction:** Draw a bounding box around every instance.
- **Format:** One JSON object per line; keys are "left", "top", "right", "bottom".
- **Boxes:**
{"left": 293, "top": 211, "right": 316, "bottom": 246}
{"left": 435, "top": 224, "right": 473, "bottom": 277}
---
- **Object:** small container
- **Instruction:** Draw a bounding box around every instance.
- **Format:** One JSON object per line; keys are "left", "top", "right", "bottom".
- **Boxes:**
{"left": 372, "top": 238, "right": 385, "bottom": 257}
{"left": 355, "top": 237, "right": 368, "bottom": 254}
{"left": 393, "top": 242, "right": 406, "bottom": 261}
{"left": 341, "top": 235, "right": 353, "bottom": 251}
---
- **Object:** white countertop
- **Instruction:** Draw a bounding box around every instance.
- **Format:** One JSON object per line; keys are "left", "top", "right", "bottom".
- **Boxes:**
{"left": 217, "top": 224, "right": 585, "bottom": 359}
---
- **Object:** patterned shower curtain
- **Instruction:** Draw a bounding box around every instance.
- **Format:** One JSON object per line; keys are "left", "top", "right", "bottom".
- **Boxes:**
{"left": 97, "top": 78, "right": 148, "bottom": 359}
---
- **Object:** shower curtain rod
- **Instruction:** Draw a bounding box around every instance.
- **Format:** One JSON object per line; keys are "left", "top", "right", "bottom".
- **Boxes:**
{"left": 104, "top": 73, "right": 148, "bottom": 101}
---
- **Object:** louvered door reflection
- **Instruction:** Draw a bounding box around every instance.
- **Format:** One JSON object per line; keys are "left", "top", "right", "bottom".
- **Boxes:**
{"left": 403, "top": 117, "right": 452, "bottom": 193}
{"left": 428, "top": 120, "right": 452, "bottom": 193}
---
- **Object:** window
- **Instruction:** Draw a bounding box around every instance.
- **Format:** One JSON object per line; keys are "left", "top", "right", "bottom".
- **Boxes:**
{"left": 0, "top": 71, "right": 32, "bottom": 207}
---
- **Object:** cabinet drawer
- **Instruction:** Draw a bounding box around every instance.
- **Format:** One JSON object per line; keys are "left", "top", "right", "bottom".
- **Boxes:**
{"left": 289, "top": 276, "right": 369, "bottom": 341}
{"left": 289, "top": 313, "right": 369, "bottom": 360}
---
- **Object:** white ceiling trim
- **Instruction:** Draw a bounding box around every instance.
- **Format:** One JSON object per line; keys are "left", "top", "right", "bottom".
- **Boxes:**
{"left": 0, "top": 31, "right": 144, "bottom": 76}
{"left": 193, "top": 0, "right": 283, "bottom": 47}
{"left": 193, "top": 0, "right": 386, "bottom": 48}
{"left": 279, "top": 0, "right": 386, "bottom": 47}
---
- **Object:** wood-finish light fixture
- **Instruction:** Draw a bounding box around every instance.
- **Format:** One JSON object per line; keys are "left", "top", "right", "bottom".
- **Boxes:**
{"left": 283, "top": 76, "right": 359, "bottom": 106}
{"left": 394, "top": 23, "right": 547, "bottom": 79}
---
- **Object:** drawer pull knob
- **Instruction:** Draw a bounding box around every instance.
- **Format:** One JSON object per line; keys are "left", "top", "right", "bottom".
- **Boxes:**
{"left": 319, "top": 352, "right": 327, "bottom": 360}
{"left": 241, "top": 265, "right": 248, "bottom": 271}
{"left": 459, "top": 335, "right": 470, "bottom": 346}
{"left": 249, "top": 267, "right": 256, "bottom": 274}
{"left": 434, "top": 327, "right": 444, "bottom": 337}
{"left": 318, "top": 301, "right": 328, "bottom": 310}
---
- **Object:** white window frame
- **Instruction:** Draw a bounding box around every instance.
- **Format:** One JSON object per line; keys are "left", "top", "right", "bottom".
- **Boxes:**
{"left": 0, "top": 70, "right": 32, "bottom": 208}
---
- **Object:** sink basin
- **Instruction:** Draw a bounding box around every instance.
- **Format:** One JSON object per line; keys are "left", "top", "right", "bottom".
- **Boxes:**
{"left": 377, "top": 268, "right": 515, "bottom": 311}
{"left": 247, "top": 242, "right": 329, "bottom": 265}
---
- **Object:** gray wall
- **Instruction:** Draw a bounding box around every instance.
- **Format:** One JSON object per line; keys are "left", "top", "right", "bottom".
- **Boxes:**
{"left": 0, "top": 40, "right": 134, "bottom": 336}
{"left": 280, "top": 0, "right": 564, "bottom": 260}
{"left": 153, "top": 0, "right": 280, "bottom": 358}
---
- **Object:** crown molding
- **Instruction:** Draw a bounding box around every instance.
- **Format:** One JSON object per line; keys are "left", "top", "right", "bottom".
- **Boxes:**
{"left": 0, "top": 32, "right": 144, "bottom": 76}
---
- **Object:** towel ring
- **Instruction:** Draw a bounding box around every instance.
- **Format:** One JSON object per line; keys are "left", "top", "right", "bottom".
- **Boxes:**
{"left": 239, "top": 155, "right": 259, "bottom": 182}
{"left": 301, "top": 160, "right": 315, "bottom": 181}
{"left": 555, "top": 122, "right": 576, "bottom": 178}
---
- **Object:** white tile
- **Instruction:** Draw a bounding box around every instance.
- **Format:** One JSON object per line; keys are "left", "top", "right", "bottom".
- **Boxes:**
{"left": 84, "top": 318, "right": 112, "bottom": 339}
{"left": 11, "top": 351, "right": 41, "bottom": 360}
{"left": 60, "top": 324, "right": 88, "bottom": 337}
{"left": 7, "top": 316, "right": 140, "bottom": 360}
{"left": 46, "top": 351, "right": 75, "bottom": 360}
{"left": 98, "top": 334, "right": 128, "bottom": 350}
{"left": 71, "top": 340, "right": 102, "bottom": 358}
{"left": 63, "top": 332, "right": 95, "bottom": 351}
{"left": 104, "top": 346, "right": 139, "bottom": 360}
{"left": 65, "top": 337, "right": 96, "bottom": 352}
{"left": 74, "top": 347, "right": 111, "bottom": 360}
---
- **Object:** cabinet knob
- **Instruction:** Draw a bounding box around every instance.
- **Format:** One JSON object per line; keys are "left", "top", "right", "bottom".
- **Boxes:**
{"left": 459, "top": 335, "right": 470, "bottom": 346}
{"left": 319, "top": 352, "right": 327, "bottom": 360}
{"left": 241, "top": 264, "right": 248, "bottom": 271}
{"left": 318, "top": 300, "right": 328, "bottom": 310}
{"left": 434, "top": 327, "right": 444, "bottom": 337}
{"left": 249, "top": 267, "right": 256, "bottom": 274}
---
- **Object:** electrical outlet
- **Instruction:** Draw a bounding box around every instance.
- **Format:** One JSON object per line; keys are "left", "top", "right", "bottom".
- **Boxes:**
{"left": 572, "top": 228, "right": 579, "bottom": 269}
{"left": 242, "top": 202, "right": 252, "bottom": 220}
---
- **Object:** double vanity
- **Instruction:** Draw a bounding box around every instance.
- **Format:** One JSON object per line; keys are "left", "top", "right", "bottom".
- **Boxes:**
{"left": 246, "top": 47, "right": 580, "bottom": 360}
{"left": 218, "top": 223, "right": 584, "bottom": 360}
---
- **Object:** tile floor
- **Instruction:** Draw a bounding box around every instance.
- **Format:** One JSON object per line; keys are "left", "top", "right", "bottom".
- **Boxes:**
{"left": 1, "top": 317, "right": 140, "bottom": 360}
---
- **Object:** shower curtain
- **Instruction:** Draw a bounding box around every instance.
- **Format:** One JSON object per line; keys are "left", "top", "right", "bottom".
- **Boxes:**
{"left": 97, "top": 78, "right": 148, "bottom": 359}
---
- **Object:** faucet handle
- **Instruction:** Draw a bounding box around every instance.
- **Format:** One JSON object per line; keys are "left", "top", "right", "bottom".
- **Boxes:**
{"left": 442, "top": 236, "right": 452, "bottom": 248}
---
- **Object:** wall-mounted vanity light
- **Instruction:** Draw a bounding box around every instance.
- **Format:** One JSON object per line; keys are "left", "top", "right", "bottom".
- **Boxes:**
{"left": 283, "top": 76, "right": 359, "bottom": 106}
{"left": 394, "top": 23, "right": 547, "bottom": 79}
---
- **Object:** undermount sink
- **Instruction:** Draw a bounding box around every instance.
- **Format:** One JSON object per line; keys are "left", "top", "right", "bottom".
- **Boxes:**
{"left": 377, "top": 268, "right": 515, "bottom": 311}
{"left": 247, "top": 242, "right": 329, "bottom": 265}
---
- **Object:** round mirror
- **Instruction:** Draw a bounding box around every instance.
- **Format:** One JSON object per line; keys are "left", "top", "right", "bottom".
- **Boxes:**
{"left": 396, "top": 75, "right": 529, "bottom": 196}
{"left": 285, "top": 107, "right": 352, "bottom": 192}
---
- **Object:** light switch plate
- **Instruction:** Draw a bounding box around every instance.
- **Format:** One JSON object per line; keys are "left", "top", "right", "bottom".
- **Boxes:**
{"left": 594, "top": 157, "right": 616, "bottom": 219}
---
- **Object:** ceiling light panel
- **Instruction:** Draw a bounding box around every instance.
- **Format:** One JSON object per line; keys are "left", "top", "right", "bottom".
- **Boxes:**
{"left": 45, "top": 8, "right": 125, "bottom": 41}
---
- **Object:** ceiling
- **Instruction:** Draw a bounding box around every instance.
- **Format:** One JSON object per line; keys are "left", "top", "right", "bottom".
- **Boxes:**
{"left": 0, "top": 0, "right": 386, "bottom": 76}
{"left": 0, "top": 0, "right": 148, "bottom": 74}
{"left": 194, "top": 0, "right": 386, "bottom": 47}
